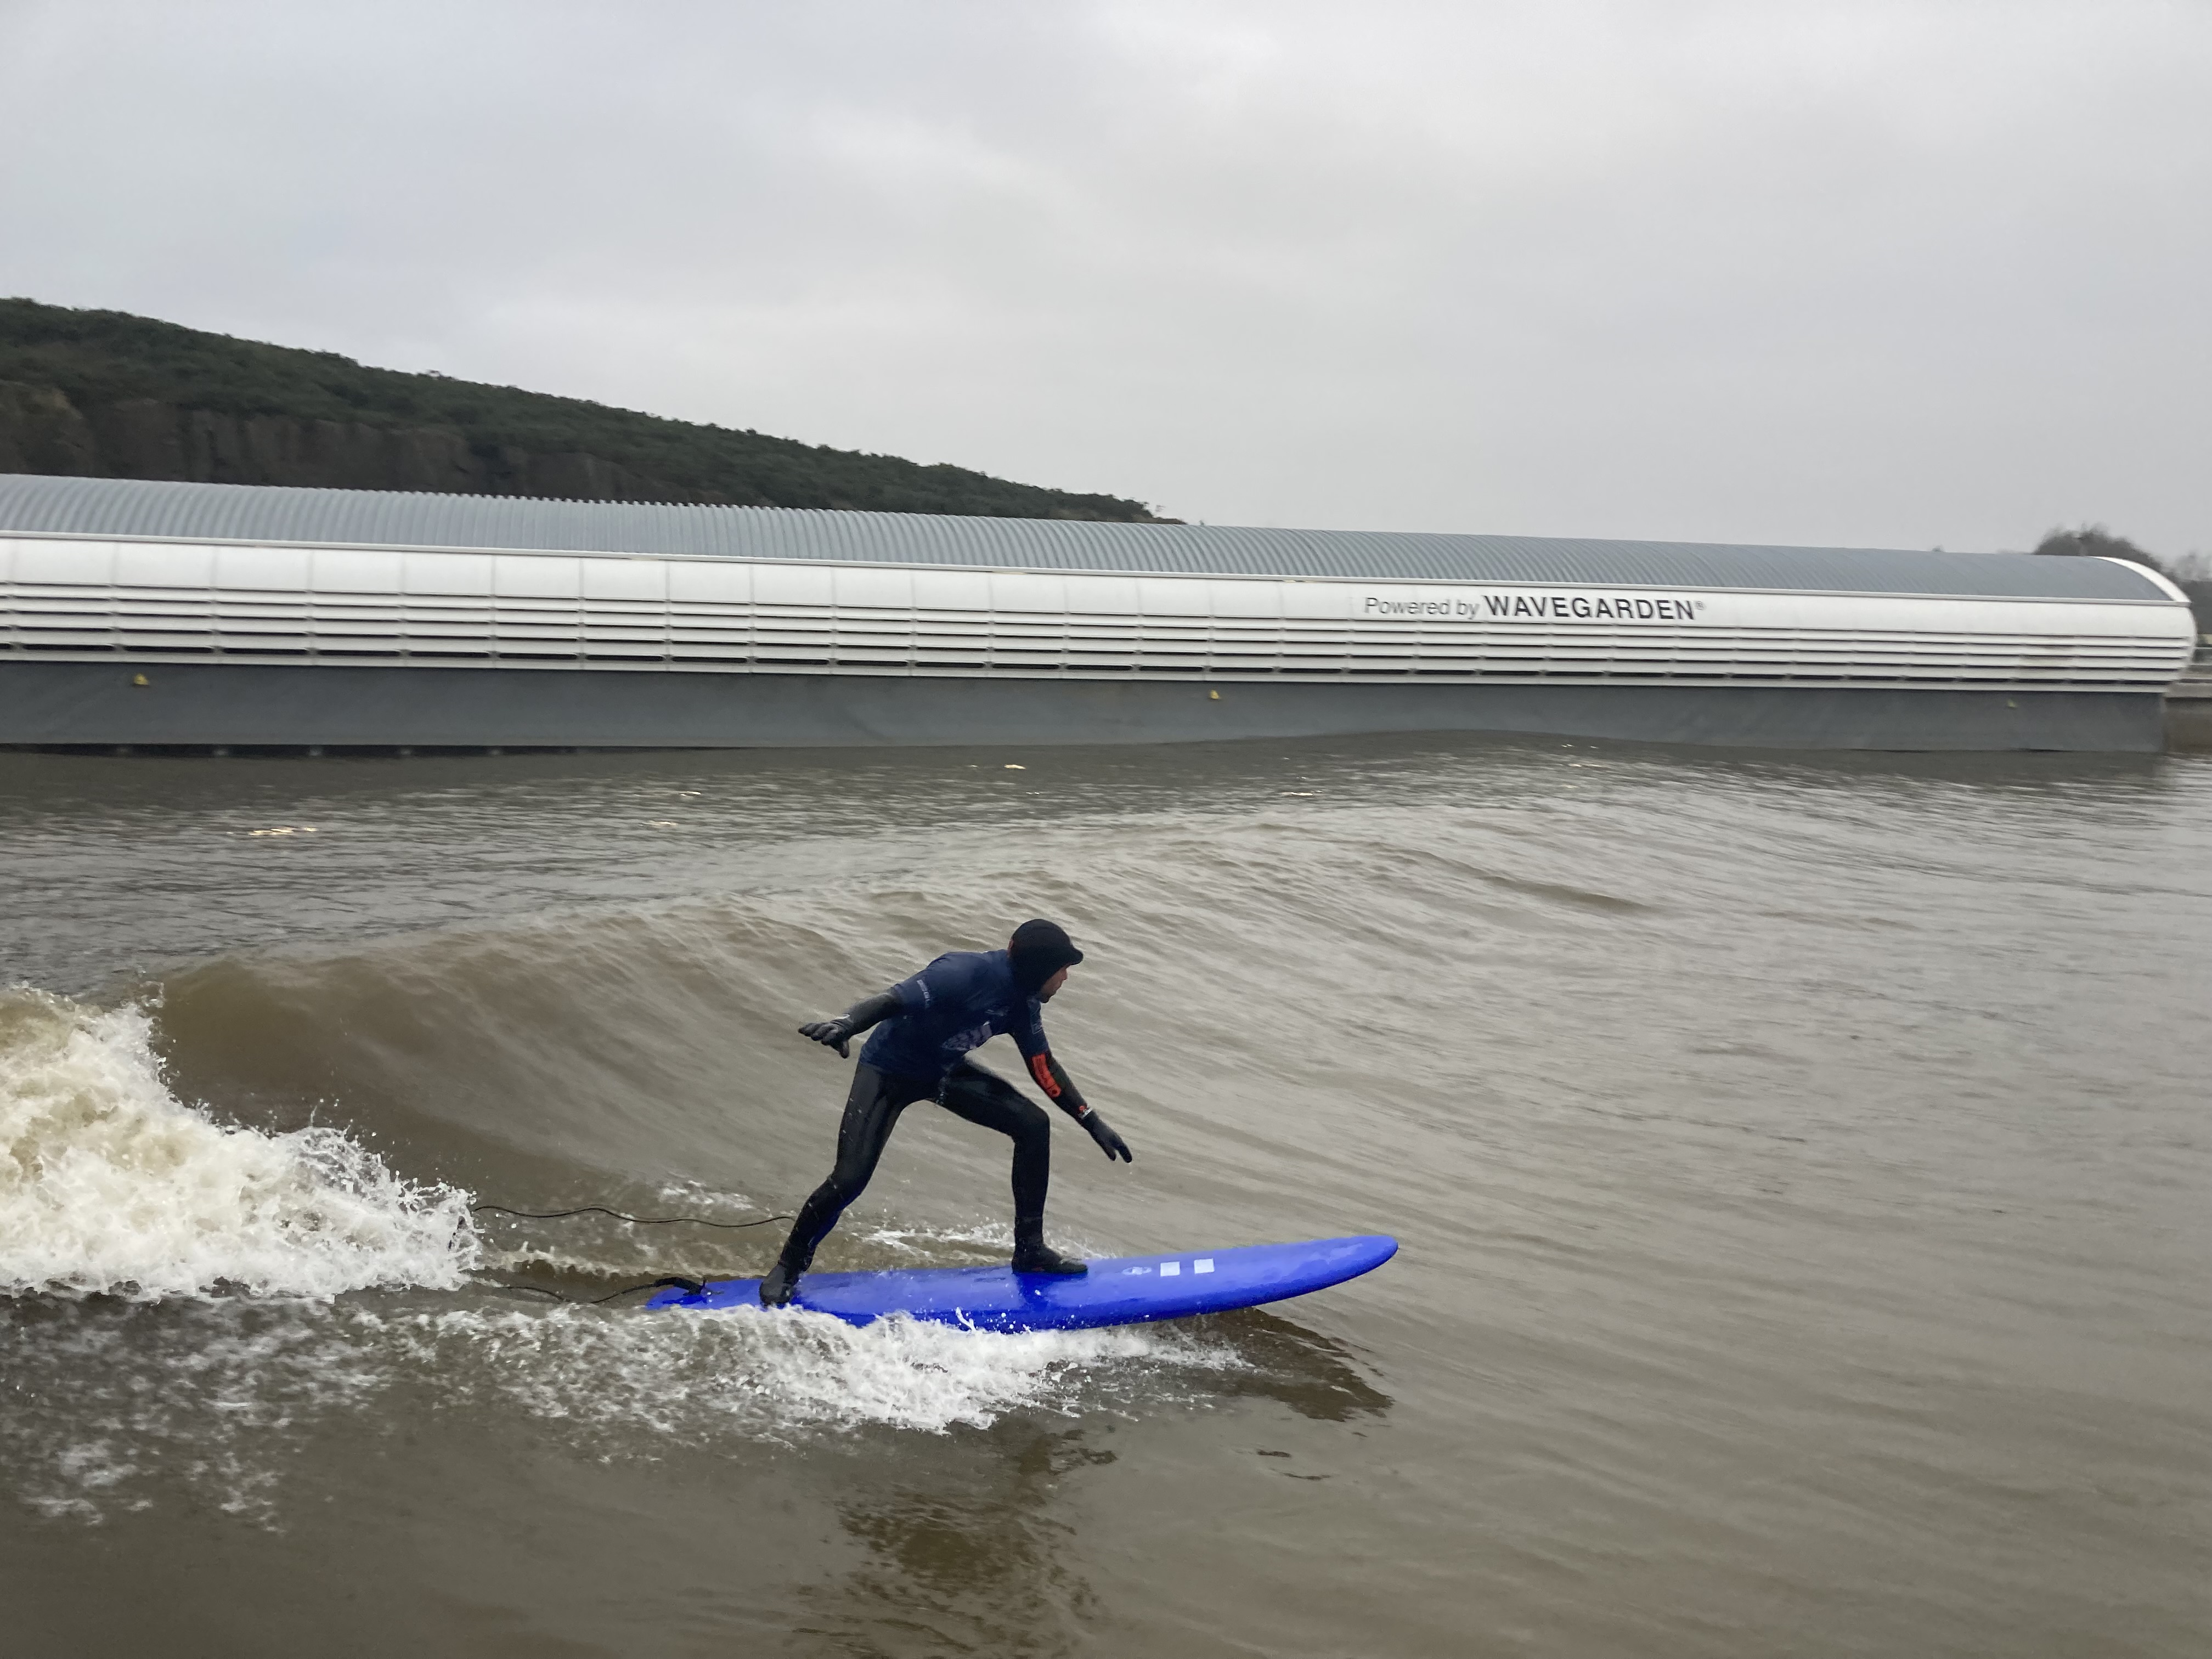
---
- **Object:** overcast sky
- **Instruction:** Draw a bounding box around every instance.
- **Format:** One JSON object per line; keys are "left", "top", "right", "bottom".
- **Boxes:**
{"left": 4, "top": 0, "right": 2206, "bottom": 554}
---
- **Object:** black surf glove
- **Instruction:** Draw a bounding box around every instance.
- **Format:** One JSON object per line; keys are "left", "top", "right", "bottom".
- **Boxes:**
{"left": 1077, "top": 1107, "right": 1132, "bottom": 1163}
{"left": 798, "top": 1017, "right": 857, "bottom": 1057}
{"left": 798, "top": 989, "right": 902, "bottom": 1058}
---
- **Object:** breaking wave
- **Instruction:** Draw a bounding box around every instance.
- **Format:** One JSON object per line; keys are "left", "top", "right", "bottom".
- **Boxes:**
{"left": 0, "top": 980, "right": 1240, "bottom": 1523}
{"left": 0, "top": 988, "right": 479, "bottom": 1300}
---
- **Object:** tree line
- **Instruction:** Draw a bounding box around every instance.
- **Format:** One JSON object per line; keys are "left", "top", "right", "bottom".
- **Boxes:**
{"left": 2033, "top": 524, "right": 2211, "bottom": 633}
{"left": 0, "top": 298, "right": 1166, "bottom": 521}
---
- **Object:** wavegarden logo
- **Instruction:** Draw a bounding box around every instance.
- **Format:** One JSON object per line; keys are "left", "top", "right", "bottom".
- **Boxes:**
{"left": 1362, "top": 592, "right": 1707, "bottom": 622}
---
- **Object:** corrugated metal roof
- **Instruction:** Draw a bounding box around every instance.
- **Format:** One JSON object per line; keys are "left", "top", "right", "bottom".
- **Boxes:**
{"left": 0, "top": 473, "right": 2169, "bottom": 600}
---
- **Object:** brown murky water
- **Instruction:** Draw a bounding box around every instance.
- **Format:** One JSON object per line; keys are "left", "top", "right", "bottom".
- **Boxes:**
{"left": 3, "top": 735, "right": 2207, "bottom": 1657}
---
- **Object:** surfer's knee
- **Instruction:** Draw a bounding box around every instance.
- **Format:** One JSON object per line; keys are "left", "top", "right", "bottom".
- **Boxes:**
{"left": 1010, "top": 1098, "right": 1052, "bottom": 1148}
{"left": 811, "top": 1167, "right": 869, "bottom": 1210}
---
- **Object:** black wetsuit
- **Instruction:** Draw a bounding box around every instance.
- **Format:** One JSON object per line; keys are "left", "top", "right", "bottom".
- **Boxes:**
{"left": 780, "top": 1058, "right": 1054, "bottom": 1269}
{"left": 772, "top": 947, "right": 1124, "bottom": 1283}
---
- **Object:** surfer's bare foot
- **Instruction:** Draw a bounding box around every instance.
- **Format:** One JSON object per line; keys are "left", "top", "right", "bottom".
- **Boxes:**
{"left": 759, "top": 1260, "right": 802, "bottom": 1305}
{"left": 1011, "top": 1243, "right": 1087, "bottom": 1276}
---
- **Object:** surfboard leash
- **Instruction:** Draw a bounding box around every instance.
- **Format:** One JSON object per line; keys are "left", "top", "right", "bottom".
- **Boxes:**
{"left": 471, "top": 1203, "right": 793, "bottom": 1229}
{"left": 470, "top": 1201, "right": 793, "bottom": 1303}
{"left": 487, "top": 1275, "right": 708, "bottom": 1306}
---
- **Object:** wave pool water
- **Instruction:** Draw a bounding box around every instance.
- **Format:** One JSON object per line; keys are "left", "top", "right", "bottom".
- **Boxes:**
{"left": 1, "top": 736, "right": 2205, "bottom": 1658}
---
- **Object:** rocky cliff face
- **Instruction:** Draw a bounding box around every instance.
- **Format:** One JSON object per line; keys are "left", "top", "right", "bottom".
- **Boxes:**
{"left": 0, "top": 379, "right": 732, "bottom": 502}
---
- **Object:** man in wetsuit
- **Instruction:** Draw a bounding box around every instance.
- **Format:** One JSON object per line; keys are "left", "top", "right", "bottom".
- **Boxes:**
{"left": 760, "top": 918, "right": 1133, "bottom": 1306}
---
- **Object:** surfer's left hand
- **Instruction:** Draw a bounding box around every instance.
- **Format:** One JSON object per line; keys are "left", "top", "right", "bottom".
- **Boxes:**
{"left": 1080, "top": 1109, "right": 1133, "bottom": 1163}
{"left": 798, "top": 1017, "right": 855, "bottom": 1057}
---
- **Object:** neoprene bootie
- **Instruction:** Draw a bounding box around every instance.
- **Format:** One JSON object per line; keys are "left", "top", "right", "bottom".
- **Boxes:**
{"left": 1011, "top": 1240, "right": 1087, "bottom": 1276}
{"left": 759, "top": 1246, "right": 813, "bottom": 1306}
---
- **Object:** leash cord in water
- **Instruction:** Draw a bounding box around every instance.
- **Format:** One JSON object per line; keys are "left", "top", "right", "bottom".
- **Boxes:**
{"left": 489, "top": 1275, "right": 708, "bottom": 1306}
{"left": 471, "top": 1203, "right": 793, "bottom": 1229}
{"left": 471, "top": 1201, "right": 784, "bottom": 1303}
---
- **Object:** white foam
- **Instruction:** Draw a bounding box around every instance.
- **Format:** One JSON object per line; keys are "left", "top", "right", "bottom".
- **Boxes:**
{"left": 375, "top": 1301, "right": 1224, "bottom": 1440}
{"left": 0, "top": 988, "right": 480, "bottom": 1300}
{"left": 5, "top": 1291, "right": 1247, "bottom": 1525}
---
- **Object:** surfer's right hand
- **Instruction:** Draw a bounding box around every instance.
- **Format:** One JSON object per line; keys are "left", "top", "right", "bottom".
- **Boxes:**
{"left": 798, "top": 1018, "right": 855, "bottom": 1057}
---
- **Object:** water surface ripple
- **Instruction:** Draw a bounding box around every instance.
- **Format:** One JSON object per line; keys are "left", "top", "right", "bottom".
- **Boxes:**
{"left": 2, "top": 736, "right": 2206, "bottom": 1657}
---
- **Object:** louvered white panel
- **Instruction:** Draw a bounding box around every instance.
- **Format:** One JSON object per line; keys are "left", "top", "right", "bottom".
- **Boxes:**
{"left": 405, "top": 552, "right": 493, "bottom": 595}
{"left": 1139, "top": 577, "right": 1207, "bottom": 617}
{"left": 494, "top": 556, "right": 580, "bottom": 599}
{"left": 313, "top": 549, "right": 403, "bottom": 593}
{"left": 753, "top": 563, "right": 833, "bottom": 607}
{"left": 1065, "top": 574, "right": 1140, "bottom": 615}
{"left": 913, "top": 568, "right": 992, "bottom": 611}
{"left": 1, "top": 535, "right": 2192, "bottom": 687}
{"left": 991, "top": 572, "right": 1063, "bottom": 614}
{"left": 1208, "top": 579, "right": 1277, "bottom": 619}
{"left": 213, "top": 588, "right": 314, "bottom": 657}
{"left": 217, "top": 545, "right": 311, "bottom": 590}
{"left": 835, "top": 566, "right": 912, "bottom": 610}
{"left": 583, "top": 558, "right": 666, "bottom": 601}
{"left": 116, "top": 543, "right": 213, "bottom": 588}
{"left": 13, "top": 539, "right": 114, "bottom": 584}
{"left": 669, "top": 562, "right": 750, "bottom": 603}
{"left": 1282, "top": 583, "right": 1346, "bottom": 620}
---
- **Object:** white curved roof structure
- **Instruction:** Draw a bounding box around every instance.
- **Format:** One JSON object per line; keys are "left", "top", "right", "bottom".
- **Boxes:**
{"left": 0, "top": 473, "right": 2190, "bottom": 753}
{"left": 0, "top": 473, "right": 2170, "bottom": 602}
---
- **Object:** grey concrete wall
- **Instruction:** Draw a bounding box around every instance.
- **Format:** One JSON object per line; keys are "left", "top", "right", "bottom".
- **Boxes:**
{"left": 2164, "top": 682, "right": 2212, "bottom": 752}
{"left": 0, "top": 661, "right": 2170, "bottom": 753}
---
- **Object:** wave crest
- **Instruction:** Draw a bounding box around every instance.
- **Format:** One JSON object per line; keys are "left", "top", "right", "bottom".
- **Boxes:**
{"left": 0, "top": 988, "right": 479, "bottom": 1299}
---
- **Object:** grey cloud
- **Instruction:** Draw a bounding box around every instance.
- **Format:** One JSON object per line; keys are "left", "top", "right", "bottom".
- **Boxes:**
{"left": 2, "top": 0, "right": 2205, "bottom": 554}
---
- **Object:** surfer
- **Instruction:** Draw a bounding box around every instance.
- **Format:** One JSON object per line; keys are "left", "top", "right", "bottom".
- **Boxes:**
{"left": 760, "top": 918, "right": 1134, "bottom": 1306}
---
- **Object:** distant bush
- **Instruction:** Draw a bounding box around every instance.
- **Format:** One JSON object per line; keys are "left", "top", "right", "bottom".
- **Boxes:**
{"left": 2035, "top": 525, "right": 2210, "bottom": 635}
{"left": 2032, "top": 524, "right": 2166, "bottom": 572}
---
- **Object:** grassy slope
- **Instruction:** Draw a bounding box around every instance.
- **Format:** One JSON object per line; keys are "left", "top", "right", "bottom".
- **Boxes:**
{"left": 0, "top": 298, "right": 1157, "bottom": 520}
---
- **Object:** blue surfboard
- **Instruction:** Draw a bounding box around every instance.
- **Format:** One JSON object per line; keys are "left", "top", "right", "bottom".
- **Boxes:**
{"left": 643, "top": 1234, "right": 1397, "bottom": 1332}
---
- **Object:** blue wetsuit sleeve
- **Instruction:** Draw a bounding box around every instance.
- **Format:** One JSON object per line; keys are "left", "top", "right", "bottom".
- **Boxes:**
{"left": 1012, "top": 1000, "right": 1091, "bottom": 1114}
{"left": 888, "top": 954, "right": 964, "bottom": 1015}
{"left": 1011, "top": 998, "right": 1048, "bottom": 1060}
{"left": 837, "top": 989, "right": 903, "bottom": 1032}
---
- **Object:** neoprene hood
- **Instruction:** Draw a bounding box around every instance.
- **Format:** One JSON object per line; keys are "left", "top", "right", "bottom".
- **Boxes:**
{"left": 1008, "top": 919, "right": 1085, "bottom": 991}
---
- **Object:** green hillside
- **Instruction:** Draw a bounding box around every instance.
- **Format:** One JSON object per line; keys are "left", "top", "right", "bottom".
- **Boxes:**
{"left": 0, "top": 298, "right": 1163, "bottom": 520}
